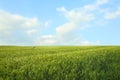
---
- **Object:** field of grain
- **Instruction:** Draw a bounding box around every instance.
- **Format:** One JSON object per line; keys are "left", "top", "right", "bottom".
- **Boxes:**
{"left": 0, "top": 46, "right": 120, "bottom": 80}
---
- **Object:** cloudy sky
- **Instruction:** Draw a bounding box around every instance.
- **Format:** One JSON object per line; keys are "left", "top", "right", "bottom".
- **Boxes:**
{"left": 0, "top": 0, "right": 120, "bottom": 45}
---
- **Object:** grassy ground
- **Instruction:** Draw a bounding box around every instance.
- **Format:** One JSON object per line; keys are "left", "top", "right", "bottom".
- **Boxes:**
{"left": 0, "top": 46, "right": 120, "bottom": 80}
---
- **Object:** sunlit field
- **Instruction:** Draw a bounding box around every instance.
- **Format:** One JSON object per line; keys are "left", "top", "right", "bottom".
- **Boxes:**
{"left": 0, "top": 46, "right": 120, "bottom": 80}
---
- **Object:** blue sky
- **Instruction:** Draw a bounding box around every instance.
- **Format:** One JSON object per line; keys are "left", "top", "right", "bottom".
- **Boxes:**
{"left": 0, "top": 0, "right": 120, "bottom": 45}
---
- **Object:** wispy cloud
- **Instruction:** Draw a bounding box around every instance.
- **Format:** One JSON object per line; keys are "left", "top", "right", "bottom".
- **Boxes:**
{"left": 55, "top": 0, "right": 110, "bottom": 45}
{"left": 104, "top": 7, "right": 120, "bottom": 19}
{"left": 56, "top": 6, "right": 95, "bottom": 35}
{"left": 56, "top": 0, "right": 109, "bottom": 35}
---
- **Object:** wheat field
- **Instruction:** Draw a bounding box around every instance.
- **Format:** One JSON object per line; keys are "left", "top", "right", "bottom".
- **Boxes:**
{"left": 0, "top": 46, "right": 120, "bottom": 80}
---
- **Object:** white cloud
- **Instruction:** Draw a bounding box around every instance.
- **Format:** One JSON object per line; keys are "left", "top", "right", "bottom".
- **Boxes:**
{"left": 35, "top": 34, "right": 101, "bottom": 46}
{"left": 56, "top": 22, "right": 77, "bottom": 35}
{"left": 34, "top": 34, "right": 83, "bottom": 45}
{"left": 96, "top": 0, "right": 109, "bottom": 5}
{"left": 57, "top": 35, "right": 83, "bottom": 45}
{"left": 104, "top": 8, "right": 120, "bottom": 19}
{"left": 27, "top": 29, "right": 37, "bottom": 35}
{"left": 0, "top": 10, "right": 40, "bottom": 30}
{"left": 83, "top": 0, "right": 109, "bottom": 11}
{"left": 23, "top": 17, "right": 40, "bottom": 28}
{"left": 41, "top": 35, "right": 55, "bottom": 39}
{"left": 34, "top": 35, "right": 57, "bottom": 45}
{"left": 57, "top": 7, "right": 95, "bottom": 23}
{"left": 56, "top": 0, "right": 110, "bottom": 34}
{"left": 56, "top": 7, "right": 66, "bottom": 12}
{"left": 56, "top": 6, "right": 95, "bottom": 35}
{"left": 83, "top": 4, "right": 97, "bottom": 11}
{"left": 55, "top": 0, "right": 109, "bottom": 45}
{"left": 0, "top": 10, "right": 41, "bottom": 45}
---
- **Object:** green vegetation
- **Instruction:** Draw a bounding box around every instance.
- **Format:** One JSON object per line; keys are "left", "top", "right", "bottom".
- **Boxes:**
{"left": 0, "top": 46, "right": 120, "bottom": 80}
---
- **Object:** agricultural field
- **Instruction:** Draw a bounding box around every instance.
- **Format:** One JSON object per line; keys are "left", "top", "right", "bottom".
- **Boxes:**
{"left": 0, "top": 46, "right": 120, "bottom": 80}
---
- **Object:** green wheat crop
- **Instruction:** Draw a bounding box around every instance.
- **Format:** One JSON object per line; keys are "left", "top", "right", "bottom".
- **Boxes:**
{"left": 0, "top": 46, "right": 120, "bottom": 80}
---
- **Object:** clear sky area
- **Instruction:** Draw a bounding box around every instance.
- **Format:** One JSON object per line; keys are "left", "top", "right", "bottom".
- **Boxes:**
{"left": 0, "top": 0, "right": 120, "bottom": 45}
